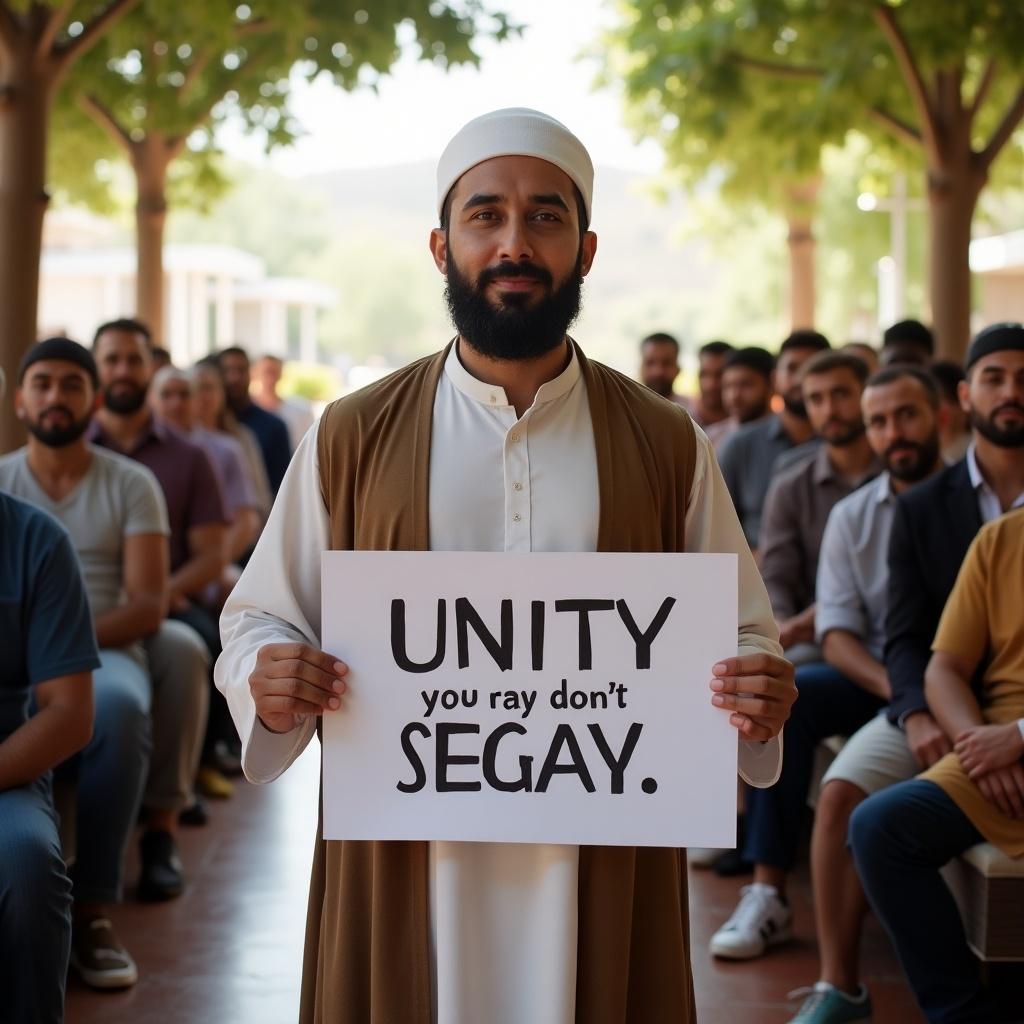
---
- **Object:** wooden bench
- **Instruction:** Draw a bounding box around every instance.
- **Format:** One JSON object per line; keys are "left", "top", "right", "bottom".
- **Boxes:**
{"left": 810, "top": 736, "right": 1024, "bottom": 962}
{"left": 942, "top": 843, "right": 1024, "bottom": 961}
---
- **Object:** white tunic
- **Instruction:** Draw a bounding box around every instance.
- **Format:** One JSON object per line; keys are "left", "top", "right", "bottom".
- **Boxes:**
{"left": 216, "top": 342, "right": 783, "bottom": 1024}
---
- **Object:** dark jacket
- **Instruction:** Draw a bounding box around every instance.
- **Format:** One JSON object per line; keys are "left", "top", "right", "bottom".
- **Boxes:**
{"left": 885, "top": 459, "right": 981, "bottom": 725}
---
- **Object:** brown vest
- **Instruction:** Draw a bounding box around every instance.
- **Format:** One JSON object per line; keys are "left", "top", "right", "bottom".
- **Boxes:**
{"left": 303, "top": 341, "right": 698, "bottom": 1023}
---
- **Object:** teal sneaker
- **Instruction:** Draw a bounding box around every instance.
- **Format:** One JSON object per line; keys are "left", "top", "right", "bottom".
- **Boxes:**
{"left": 786, "top": 982, "right": 872, "bottom": 1023}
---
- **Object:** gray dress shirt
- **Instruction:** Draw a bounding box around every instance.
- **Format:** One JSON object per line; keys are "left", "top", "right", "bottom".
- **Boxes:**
{"left": 760, "top": 444, "right": 881, "bottom": 622}
{"left": 718, "top": 415, "right": 806, "bottom": 548}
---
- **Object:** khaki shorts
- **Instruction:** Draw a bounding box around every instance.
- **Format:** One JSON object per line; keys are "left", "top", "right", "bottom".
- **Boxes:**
{"left": 821, "top": 712, "right": 921, "bottom": 795}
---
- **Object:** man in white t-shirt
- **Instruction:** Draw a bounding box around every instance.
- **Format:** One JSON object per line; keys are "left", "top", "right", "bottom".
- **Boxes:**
{"left": 0, "top": 338, "right": 208, "bottom": 990}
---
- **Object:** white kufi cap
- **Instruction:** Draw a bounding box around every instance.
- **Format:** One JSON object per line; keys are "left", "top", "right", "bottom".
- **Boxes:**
{"left": 436, "top": 107, "right": 594, "bottom": 225}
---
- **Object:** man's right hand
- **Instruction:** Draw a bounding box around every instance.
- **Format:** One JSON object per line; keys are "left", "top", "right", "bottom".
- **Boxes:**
{"left": 904, "top": 710, "right": 953, "bottom": 769}
{"left": 976, "top": 763, "right": 1024, "bottom": 820}
{"left": 248, "top": 642, "right": 348, "bottom": 735}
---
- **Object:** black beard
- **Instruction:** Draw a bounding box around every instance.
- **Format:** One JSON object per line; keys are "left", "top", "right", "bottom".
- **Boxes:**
{"left": 970, "top": 406, "right": 1024, "bottom": 449}
{"left": 823, "top": 420, "right": 867, "bottom": 448}
{"left": 738, "top": 404, "right": 770, "bottom": 424}
{"left": 103, "top": 382, "right": 148, "bottom": 415}
{"left": 646, "top": 379, "right": 674, "bottom": 398}
{"left": 226, "top": 390, "right": 249, "bottom": 413}
{"left": 25, "top": 411, "right": 92, "bottom": 448}
{"left": 444, "top": 248, "right": 583, "bottom": 362}
{"left": 783, "top": 394, "right": 808, "bottom": 419}
{"left": 884, "top": 434, "right": 941, "bottom": 482}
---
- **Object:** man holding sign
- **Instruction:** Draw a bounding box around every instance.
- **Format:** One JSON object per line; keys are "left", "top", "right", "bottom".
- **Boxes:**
{"left": 216, "top": 108, "right": 795, "bottom": 1024}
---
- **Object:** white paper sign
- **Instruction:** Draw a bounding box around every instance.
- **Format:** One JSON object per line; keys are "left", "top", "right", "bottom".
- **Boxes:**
{"left": 321, "top": 551, "right": 738, "bottom": 847}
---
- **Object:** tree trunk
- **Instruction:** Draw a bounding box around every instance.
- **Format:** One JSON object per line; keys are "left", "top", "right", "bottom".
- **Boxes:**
{"left": 0, "top": 49, "right": 56, "bottom": 453}
{"left": 787, "top": 215, "right": 816, "bottom": 330}
{"left": 784, "top": 178, "right": 820, "bottom": 331}
{"left": 926, "top": 161, "right": 985, "bottom": 362}
{"left": 133, "top": 138, "right": 170, "bottom": 345}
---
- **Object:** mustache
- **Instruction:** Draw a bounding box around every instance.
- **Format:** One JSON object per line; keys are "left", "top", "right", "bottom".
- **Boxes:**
{"left": 885, "top": 441, "right": 924, "bottom": 459}
{"left": 477, "top": 260, "right": 552, "bottom": 289}
{"left": 40, "top": 405, "right": 74, "bottom": 419}
{"left": 993, "top": 401, "right": 1024, "bottom": 416}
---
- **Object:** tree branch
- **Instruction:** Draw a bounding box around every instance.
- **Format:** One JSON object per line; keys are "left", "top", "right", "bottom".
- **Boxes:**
{"left": 166, "top": 132, "right": 188, "bottom": 160}
{"left": 184, "top": 79, "right": 239, "bottom": 133}
{"left": 726, "top": 51, "right": 825, "bottom": 80}
{"left": 181, "top": 37, "right": 277, "bottom": 129}
{"left": 56, "top": 0, "right": 139, "bottom": 66}
{"left": 0, "top": 4, "right": 21, "bottom": 53}
{"left": 937, "top": 67, "right": 965, "bottom": 118}
{"left": 181, "top": 16, "right": 274, "bottom": 101}
{"left": 35, "top": 1, "right": 72, "bottom": 60}
{"left": 872, "top": 3, "right": 939, "bottom": 160}
{"left": 79, "top": 92, "right": 132, "bottom": 151}
{"left": 180, "top": 47, "right": 213, "bottom": 99}
{"left": 979, "top": 83, "right": 1024, "bottom": 171}
{"left": 868, "top": 105, "right": 922, "bottom": 149}
{"left": 235, "top": 17, "right": 274, "bottom": 40}
{"left": 969, "top": 58, "right": 997, "bottom": 122}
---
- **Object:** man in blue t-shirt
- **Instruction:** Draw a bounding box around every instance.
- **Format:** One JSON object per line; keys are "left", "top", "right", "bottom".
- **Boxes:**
{"left": 1, "top": 338, "right": 173, "bottom": 992}
{"left": 0, "top": 482, "right": 98, "bottom": 1022}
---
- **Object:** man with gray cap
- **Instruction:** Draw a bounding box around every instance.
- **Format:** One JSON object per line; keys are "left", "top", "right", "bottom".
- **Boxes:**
{"left": 216, "top": 108, "right": 795, "bottom": 1024}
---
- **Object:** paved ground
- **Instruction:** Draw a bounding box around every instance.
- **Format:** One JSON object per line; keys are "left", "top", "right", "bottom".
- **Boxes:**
{"left": 65, "top": 741, "right": 930, "bottom": 1023}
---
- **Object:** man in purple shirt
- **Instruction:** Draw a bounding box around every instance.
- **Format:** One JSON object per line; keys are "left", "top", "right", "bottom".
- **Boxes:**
{"left": 90, "top": 320, "right": 235, "bottom": 787}
{"left": 91, "top": 322, "right": 228, "bottom": 586}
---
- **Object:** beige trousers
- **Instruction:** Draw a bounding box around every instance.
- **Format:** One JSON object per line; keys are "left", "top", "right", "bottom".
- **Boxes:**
{"left": 143, "top": 619, "right": 209, "bottom": 811}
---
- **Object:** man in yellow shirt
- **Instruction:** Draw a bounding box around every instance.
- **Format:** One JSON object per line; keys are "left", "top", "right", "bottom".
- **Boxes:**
{"left": 850, "top": 506, "right": 1024, "bottom": 1022}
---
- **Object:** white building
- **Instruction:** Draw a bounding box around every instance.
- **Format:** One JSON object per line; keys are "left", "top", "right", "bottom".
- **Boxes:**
{"left": 39, "top": 210, "right": 336, "bottom": 366}
{"left": 970, "top": 229, "right": 1024, "bottom": 325}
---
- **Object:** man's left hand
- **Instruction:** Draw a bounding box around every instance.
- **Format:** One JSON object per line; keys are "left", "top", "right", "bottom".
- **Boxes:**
{"left": 710, "top": 653, "right": 796, "bottom": 742}
{"left": 955, "top": 722, "right": 1024, "bottom": 781}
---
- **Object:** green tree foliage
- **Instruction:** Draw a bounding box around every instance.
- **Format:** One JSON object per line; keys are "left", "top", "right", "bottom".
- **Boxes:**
{"left": 57, "top": 0, "right": 515, "bottom": 181}
{"left": 604, "top": 0, "right": 1024, "bottom": 357}
{"left": 51, "top": 0, "right": 514, "bottom": 340}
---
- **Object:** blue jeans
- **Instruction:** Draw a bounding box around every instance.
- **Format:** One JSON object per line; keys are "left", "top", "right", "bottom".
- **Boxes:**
{"left": 0, "top": 775, "right": 72, "bottom": 1023}
{"left": 850, "top": 779, "right": 997, "bottom": 1023}
{"left": 61, "top": 648, "right": 151, "bottom": 904}
{"left": 743, "top": 662, "right": 884, "bottom": 870}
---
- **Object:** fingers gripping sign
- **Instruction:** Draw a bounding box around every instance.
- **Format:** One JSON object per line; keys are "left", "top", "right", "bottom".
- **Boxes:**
{"left": 708, "top": 652, "right": 797, "bottom": 743}
{"left": 249, "top": 642, "right": 349, "bottom": 735}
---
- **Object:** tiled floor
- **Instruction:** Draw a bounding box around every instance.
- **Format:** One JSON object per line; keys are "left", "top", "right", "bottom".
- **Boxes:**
{"left": 689, "top": 857, "right": 921, "bottom": 1022}
{"left": 65, "top": 743, "right": 928, "bottom": 1023}
{"left": 65, "top": 745, "right": 320, "bottom": 1024}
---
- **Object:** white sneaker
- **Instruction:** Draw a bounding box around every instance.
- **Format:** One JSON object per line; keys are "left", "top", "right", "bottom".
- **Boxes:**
{"left": 709, "top": 882, "right": 793, "bottom": 959}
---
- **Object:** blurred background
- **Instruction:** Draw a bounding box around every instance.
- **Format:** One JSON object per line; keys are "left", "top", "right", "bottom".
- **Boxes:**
{"left": 2, "top": 0, "right": 1021, "bottom": 432}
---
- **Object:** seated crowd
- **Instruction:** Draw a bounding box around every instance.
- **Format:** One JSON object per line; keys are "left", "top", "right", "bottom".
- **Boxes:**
{"left": 643, "top": 320, "right": 1024, "bottom": 1024}
{"left": 0, "top": 324, "right": 312, "bottom": 1017}
{"left": 1, "top": 315, "right": 1021, "bottom": 1023}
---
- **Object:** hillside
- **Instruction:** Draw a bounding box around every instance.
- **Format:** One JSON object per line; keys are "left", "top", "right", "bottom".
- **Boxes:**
{"left": 298, "top": 161, "right": 729, "bottom": 371}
